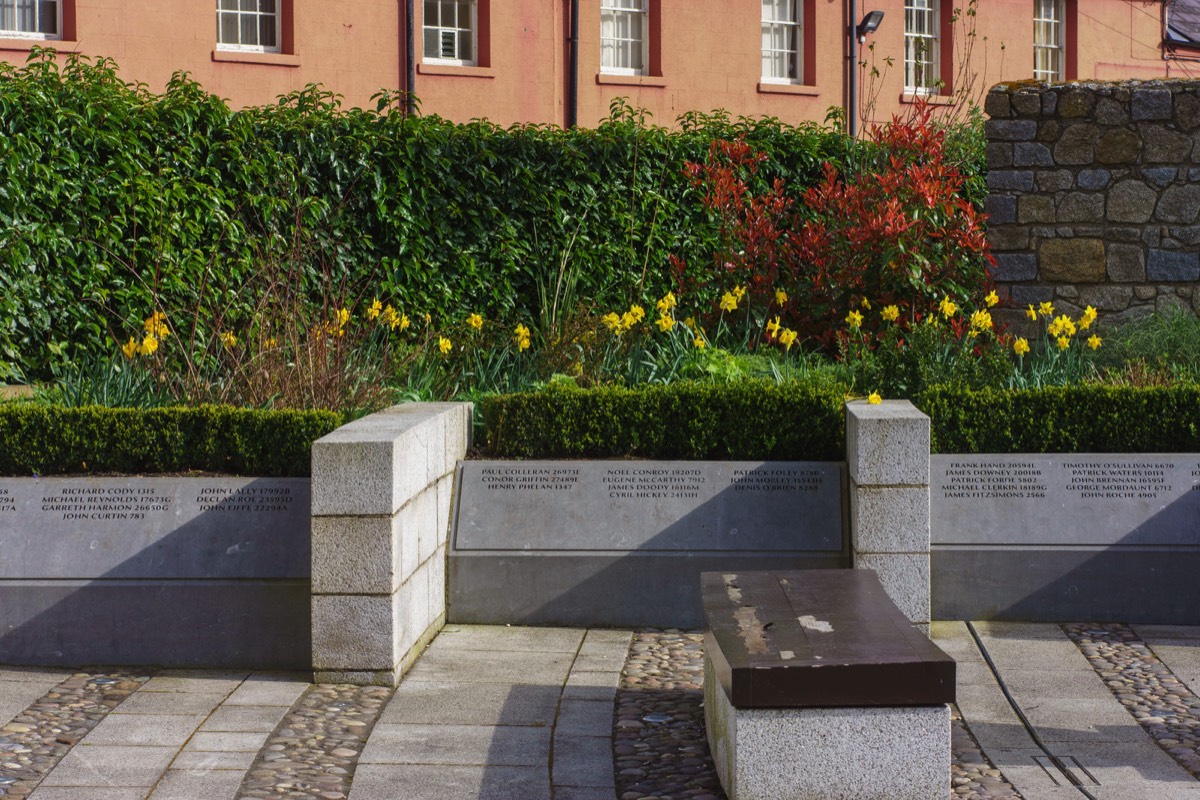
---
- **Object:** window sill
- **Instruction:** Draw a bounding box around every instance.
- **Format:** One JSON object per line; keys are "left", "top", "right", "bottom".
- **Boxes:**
{"left": 0, "top": 37, "right": 78, "bottom": 51}
{"left": 596, "top": 73, "right": 666, "bottom": 87}
{"left": 757, "top": 82, "right": 820, "bottom": 97}
{"left": 417, "top": 63, "right": 495, "bottom": 78}
{"left": 211, "top": 49, "right": 301, "bottom": 67}
{"left": 900, "top": 91, "right": 955, "bottom": 106}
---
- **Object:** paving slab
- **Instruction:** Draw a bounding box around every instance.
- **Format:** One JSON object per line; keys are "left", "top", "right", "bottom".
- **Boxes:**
{"left": 0, "top": 677, "right": 64, "bottom": 728}
{"left": 401, "top": 648, "right": 577, "bottom": 685}
{"left": 199, "top": 704, "right": 289, "bottom": 733}
{"left": 379, "top": 679, "right": 560, "bottom": 726}
{"left": 80, "top": 713, "right": 209, "bottom": 747}
{"left": 146, "top": 767, "right": 245, "bottom": 800}
{"left": 434, "top": 624, "right": 587, "bottom": 653}
{"left": 38, "top": 745, "right": 178, "bottom": 787}
{"left": 359, "top": 722, "right": 551, "bottom": 766}
{"left": 219, "top": 672, "right": 309, "bottom": 706}
{"left": 348, "top": 763, "right": 552, "bottom": 800}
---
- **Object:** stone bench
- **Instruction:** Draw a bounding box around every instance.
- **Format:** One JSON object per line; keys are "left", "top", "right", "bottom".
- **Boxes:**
{"left": 701, "top": 569, "right": 955, "bottom": 800}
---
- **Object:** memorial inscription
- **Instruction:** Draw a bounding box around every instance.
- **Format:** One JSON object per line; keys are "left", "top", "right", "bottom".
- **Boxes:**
{"left": 0, "top": 477, "right": 310, "bottom": 578}
{"left": 932, "top": 454, "right": 1200, "bottom": 546}
{"left": 455, "top": 460, "right": 844, "bottom": 553}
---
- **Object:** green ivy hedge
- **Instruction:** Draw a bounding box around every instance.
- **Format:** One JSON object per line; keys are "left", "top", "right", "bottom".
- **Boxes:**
{"left": 481, "top": 381, "right": 846, "bottom": 460}
{"left": 0, "top": 405, "right": 342, "bottom": 476}
{"left": 0, "top": 51, "right": 868, "bottom": 382}
{"left": 919, "top": 385, "right": 1200, "bottom": 454}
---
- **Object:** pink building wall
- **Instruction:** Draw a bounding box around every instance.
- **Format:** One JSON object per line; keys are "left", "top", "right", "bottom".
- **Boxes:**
{"left": 0, "top": 1, "right": 1186, "bottom": 127}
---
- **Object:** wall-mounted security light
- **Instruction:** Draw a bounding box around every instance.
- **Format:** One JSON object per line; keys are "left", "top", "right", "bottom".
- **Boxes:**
{"left": 855, "top": 11, "right": 885, "bottom": 44}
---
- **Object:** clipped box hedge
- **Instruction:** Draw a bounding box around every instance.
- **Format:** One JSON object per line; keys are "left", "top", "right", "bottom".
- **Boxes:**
{"left": 481, "top": 380, "right": 846, "bottom": 461}
{"left": 0, "top": 405, "right": 342, "bottom": 477}
{"left": 920, "top": 385, "right": 1200, "bottom": 454}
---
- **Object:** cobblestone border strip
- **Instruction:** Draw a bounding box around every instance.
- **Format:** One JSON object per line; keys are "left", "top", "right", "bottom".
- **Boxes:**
{"left": 0, "top": 670, "right": 152, "bottom": 798}
{"left": 614, "top": 631, "right": 725, "bottom": 800}
{"left": 951, "top": 704, "right": 1025, "bottom": 799}
{"left": 1064, "top": 622, "right": 1200, "bottom": 778}
{"left": 236, "top": 684, "right": 392, "bottom": 800}
{"left": 615, "top": 629, "right": 1026, "bottom": 800}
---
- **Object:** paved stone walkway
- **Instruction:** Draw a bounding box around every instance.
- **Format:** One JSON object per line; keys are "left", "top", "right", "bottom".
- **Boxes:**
{"left": 0, "top": 622, "right": 1198, "bottom": 799}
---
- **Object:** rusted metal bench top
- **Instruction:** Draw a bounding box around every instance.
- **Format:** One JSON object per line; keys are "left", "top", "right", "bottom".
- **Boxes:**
{"left": 701, "top": 569, "right": 955, "bottom": 708}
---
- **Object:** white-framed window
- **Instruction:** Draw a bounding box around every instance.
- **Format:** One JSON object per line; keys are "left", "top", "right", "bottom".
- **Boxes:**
{"left": 1034, "top": 0, "right": 1064, "bottom": 81}
{"left": 423, "top": 0, "right": 476, "bottom": 65}
{"left": 0, "top": 0, "right": 61, "bottom": 39}
{"left": 601, "top": 0, "right": 647, "bottom": 75}
{"left": 904, "top": 0, "right": 939, "bottom": 92}
{"left": 216, "top": 0, "right": 280, "bottom": 53}
{"left": 762, "top": 0, "right": 801, "bottom": 82}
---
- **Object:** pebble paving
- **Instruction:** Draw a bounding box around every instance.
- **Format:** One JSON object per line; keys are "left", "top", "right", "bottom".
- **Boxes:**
{"left": 614, "top": 630, "right": 1024, "bottom": 800}
{"left": 235, "top": 684, "right": 392, "bottom": 800}
{"left": 1064, "top": 622, "right": 1200, "bottom": 779}
{"left": 0, "top": 670, "right": 151, "bottom": 798}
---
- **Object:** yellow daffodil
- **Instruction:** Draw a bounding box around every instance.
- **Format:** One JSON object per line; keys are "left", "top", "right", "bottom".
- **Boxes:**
{"left": 1013, "top": 338, "right": 1030, "bottom": 356}
{"left": 1039, "top": 301, "right": 1055, "bottom": 318}
{"left": 621, "top": 311, "right": 637, "bottom": 330}
{"left": 732, "top": 285, "right": 746, "bottom": 302}
{"left": 939, "top": 296, "right": 957, "bottom": 318}
{"left": 220, "top": 331, "right": 237, "bottom": 350}
{"left": 656, "top": 315, "right": 675, "bottom": 332}
{"left": 367, "top": 299, "right": 382, "bottom": 320}
{"left": 766, "top": 316, "right": 781, "bottom": 338}
{"left": 1056, "top": 335, "right": 1070, "bottom": 351}
{"left": 779, "top": 328, "right": 798, "bottom": 351}
{"left": 1088, "top": 334, "right": 1102, "bottom": 350}
{"left": 846, "top": 310, "right": 863, "bottom": 329}
{"left": 121, "top": 337, "right": 138, "bottom": 360}
{"left": 423, "top": 312, "right": 432, "bottom": 324}
{"left": 656, "top": 292, "right": 677, "bottom": 314}
{"left": 264, "top": 337, "right": 277, "bottom": 348}
{"left": 775, "top": 288, "right": 788, "bottom": 306}
{"left": 868, "top": 392, "right": 882, "bottom": 405}
{"left": 601, "top": 312, "right": 622, "bottom": 332}
{"left": 1026, "top": 305, "right": 1037, "bottom": 321}
{"left": 336, "top": 307, "right": 351, "bottom": 327}
{"left": 985, "top": 290, "right": 999, "bottom": 307}
{"left": 467, "top": 313, "right": 483, "bottom": 330}
{"left": 1048, "top": 314, "right": 1076, "bottom": 337}
{"left": 143, "top": 311, "right": 169, "bottom": 339}
{"left": 860, "top": 297, "right": 871, "bottom": 310}
{"left": 881, "top": 305, "right": 900, "bottom": 322}
{"left": 969, "top": 309, "right": 993, "bottom": 331}
{"left": 629, "top": 304, "right": 646, "bottom": 323}
{"left": 514, "top": 324, "right": 531, "bottom": 351}
{"left": 438, "top": 336, "right": 452, "bottom": 355}
{"left": 1079, "top": 305, "right": 1098, "bottom": 330}
{"left": 719, "top": 292, "right": 738, "bottom": 313}
{"left": 693, "top": 335, "right": 707, "bottom": 349}
{"left": 684, "top": 316, "right": 696, "bottom": 331}
{"left": 138, "top": 334, "right": 159, "bottom": 356}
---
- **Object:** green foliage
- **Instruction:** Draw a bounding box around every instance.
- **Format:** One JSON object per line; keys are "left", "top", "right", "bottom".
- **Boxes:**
{"left": 920, "top": 385, "right": 1200, "bottom": 454}
{"left": 1098, "top": 305, "right": 1200, "bottom": 382}
{"left": 481, "top": 379, "right": 847, "bottom": 460}
{"left": 848, "top": 321, "right": 1011, "bottom": 398}
{"left": 0, "top": 404, "right": 341, "bottom": 476}
{"left": 0, "top": 55, "right": 855, "bottom": 381}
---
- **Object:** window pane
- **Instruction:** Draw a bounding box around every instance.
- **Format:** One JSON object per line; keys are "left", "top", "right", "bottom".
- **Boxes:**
{"left": 423, "top": 27, "right": 439, "bottom": 56}
{"left": 240, "top": 13, "right": 257, "bottom": 45}
{"left": 424, "top": 0, "right": 438, "bottom": 25}
{"left": 261, "top": 0, "right": 275, "bottom": 13}
{"left": 457, "top": 30, "right": 472, "bottom": 60}
{"left": 220, "top": 12, "right": 238, "bottom": 43}
{"left": 38, "top": 0, "right": 56, "bottom": 34}
{"left": 220, "top": 0, "right": 238, "bottom": 11}
{"left": 240, "top": 0, "right": 255, "bottom": 12}
{"left": 259, "top": 14, "right": 276, "bottom": 47}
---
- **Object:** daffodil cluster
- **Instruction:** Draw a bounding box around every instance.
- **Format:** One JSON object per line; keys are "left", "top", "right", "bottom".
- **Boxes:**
{"left": 122, "top": 311, "right": 171, "bottom": 359}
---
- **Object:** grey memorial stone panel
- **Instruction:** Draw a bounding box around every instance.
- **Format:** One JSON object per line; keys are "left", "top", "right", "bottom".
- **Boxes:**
{"left": 0, "top": 477, "right": 311, "bottom": 668}
{"left": 0, "top": 477, "right": 310, "bottom": 578}
{"left": 931, "top": 454, "right": 1200, "bottom": 546}
{"left": 455, "top": 461, "right": 842, "bottom": 552}
{"left": 930, "top": 454, "right": 1200, "bottom": 623}
{"left": 449, "top": 461, "right": 847, "bottom": 628}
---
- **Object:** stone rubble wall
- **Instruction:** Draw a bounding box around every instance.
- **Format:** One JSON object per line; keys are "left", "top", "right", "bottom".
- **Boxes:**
{"left": 984, "top": 80, "right": 1200, "bottom": 333}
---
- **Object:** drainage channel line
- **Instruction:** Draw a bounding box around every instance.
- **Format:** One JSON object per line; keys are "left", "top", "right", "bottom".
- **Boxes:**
{"left": 0, "top": 668, "right": 153, "bottom": 798}
{"left": 966, "top": 621, "right": 1100, "bottom": 800}
{"left": 235, "top": 683, "right": 393, "bottom": 800}
{"left": 1063, "top": 623, "right": 1200, "bottom": 780}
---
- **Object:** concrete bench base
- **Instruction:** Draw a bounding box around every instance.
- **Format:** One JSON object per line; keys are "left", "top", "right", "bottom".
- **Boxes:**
{"left": 704, "top": 656, "right": 950, "bottom": 800}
